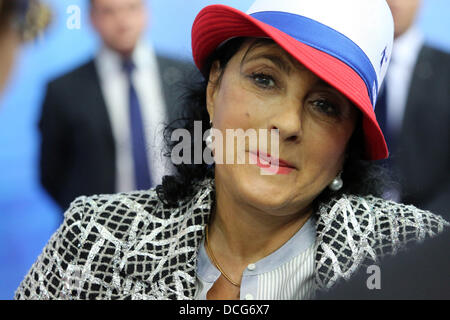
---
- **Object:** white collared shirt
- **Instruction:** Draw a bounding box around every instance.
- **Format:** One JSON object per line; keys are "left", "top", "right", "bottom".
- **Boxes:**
{"left": 195, "top": 215, "right": 317, "bottom": 300}
{"left": 95, "top": 41, "right": 170, "bottom": 192}
{"left": 385, "top": 26, "right": 424, "bottom": 134}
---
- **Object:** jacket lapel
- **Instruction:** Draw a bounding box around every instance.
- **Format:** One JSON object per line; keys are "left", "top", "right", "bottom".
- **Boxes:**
{"left": 314, "top": 195, "right": 380, "bottom": 290}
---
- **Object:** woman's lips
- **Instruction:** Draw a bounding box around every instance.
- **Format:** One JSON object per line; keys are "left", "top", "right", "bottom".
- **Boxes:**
{"left": 249, "top": 151, "right": 296, "bottom": 175}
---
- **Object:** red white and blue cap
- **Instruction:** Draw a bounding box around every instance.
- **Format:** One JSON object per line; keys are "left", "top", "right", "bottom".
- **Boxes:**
{"left": 191, "top": 0, "right": 394, "bottom": 160}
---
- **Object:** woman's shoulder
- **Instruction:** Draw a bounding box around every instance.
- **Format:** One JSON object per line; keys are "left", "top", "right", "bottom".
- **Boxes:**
{"left": 314, "top": 193, "right": 449, "bottom": 289}
{"left": 346, "top": 193, "right": 448, "bottom": 226}
{"left": 15, "top": 187, "right": 190, "bottom": 299}
{"left": 319, "top": 193, "right": 449, "bottom": 250}
{"left": 64, "top": 177, "right": 215, "bottom": 240}
{"left": 15, "top": 180, "right": 214, "bottom": 299}
{"left": 63, "top": 188, "right": 167, "bottom": 236}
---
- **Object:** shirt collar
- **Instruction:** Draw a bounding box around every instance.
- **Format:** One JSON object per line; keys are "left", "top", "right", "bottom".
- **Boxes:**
{"left": 391, "top": 25, "right": 424, "bottom": 67}
{"left": 95, "top": 39, "right": 157, "bottom": 74}
{"left": 197, "top": 213, "right": 317, "bottom": 280}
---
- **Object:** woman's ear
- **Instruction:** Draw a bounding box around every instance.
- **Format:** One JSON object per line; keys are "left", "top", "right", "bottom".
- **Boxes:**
{"left": 206, "top": 60, "right": 222, "bottom": 122}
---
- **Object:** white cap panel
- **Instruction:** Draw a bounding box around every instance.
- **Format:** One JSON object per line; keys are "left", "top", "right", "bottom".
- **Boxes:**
{"left": 247, "top": 0, "right": 394, "bottom": 88}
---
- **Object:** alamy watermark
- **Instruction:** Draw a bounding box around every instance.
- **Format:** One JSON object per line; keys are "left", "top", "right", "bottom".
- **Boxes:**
{"left": 66, "top": 5, "right": 81, "bottom": 30}
{"left": 170, "top": 121, "right": 282, "bottom": 175}
{"left": 366, "top": 265, "right": 381, "bottom": 290}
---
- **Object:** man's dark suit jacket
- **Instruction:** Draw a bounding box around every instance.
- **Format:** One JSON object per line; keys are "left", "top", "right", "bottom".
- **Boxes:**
{"left": 388, "top": 45, "right": 450, "bottom": 218}
{"left": 39, "top": 55, "right": 193, "bottom": 211}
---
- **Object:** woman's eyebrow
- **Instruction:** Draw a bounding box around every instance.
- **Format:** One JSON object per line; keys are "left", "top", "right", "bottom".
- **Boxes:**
{"left": 242, "top": 50, "right": 341, "bottom": 93}
{"left": 243, "top": 53, "right": 294, "bottom": 75}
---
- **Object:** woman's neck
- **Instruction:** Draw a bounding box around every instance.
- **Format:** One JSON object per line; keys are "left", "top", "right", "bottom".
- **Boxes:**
{"left": 209, "top": 176, "right": 313, "bottom": 266}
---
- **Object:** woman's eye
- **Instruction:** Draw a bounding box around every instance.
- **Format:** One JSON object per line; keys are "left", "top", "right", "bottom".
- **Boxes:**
{"left": 251, "top": 73, "right": 276, "bottom": 89}
{"left": 311, "top": 99, "right": 340, "bottom": 117}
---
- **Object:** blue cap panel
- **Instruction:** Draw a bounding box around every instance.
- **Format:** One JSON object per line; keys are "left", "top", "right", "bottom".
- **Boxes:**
{"left": 250, "top": 11, "right": 379, "bottom": 107}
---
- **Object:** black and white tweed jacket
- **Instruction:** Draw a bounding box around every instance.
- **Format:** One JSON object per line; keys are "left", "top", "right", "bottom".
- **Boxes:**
{"left": 15, "top": 177, "right": 449, "bottom": 300}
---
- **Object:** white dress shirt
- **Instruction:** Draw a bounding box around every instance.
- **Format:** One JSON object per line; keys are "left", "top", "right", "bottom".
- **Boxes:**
{"left": 381, "top": 26, "right": 424, "bottom": 202}
{"left": 95, "top": 41, "right": 170, "bottom": 192}
{"left": 385, "top": 25, "right": 424, "bottom": 134}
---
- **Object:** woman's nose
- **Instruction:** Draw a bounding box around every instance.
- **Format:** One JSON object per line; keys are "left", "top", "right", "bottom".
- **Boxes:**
{"left": 269, "top": 98, "right": 303, "bottom": 143}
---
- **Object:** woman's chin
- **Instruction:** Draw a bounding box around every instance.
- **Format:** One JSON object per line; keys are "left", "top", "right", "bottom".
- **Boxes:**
{"left": 227, "top": 164, "right": 301, "bottom": 211}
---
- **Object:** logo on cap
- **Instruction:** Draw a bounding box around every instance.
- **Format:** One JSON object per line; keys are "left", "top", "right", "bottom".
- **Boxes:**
{"left": 380, "top": 46, "right": 389, "bottom": 69}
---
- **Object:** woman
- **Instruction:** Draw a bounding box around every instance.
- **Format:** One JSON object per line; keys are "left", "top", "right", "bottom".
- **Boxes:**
{"left": 0, "top": 0, "right": 50, "bottom": 94}
{"left": 16, "top": 0, "right": 448, "bottom": 300}
{"left": 0, "top": 0, "right": 22, "bottom": 94}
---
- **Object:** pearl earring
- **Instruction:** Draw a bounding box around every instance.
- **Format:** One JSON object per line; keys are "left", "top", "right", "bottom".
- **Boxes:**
{"left": 205, "top": 121, "right": 213, "bottom": 148}
{"left": 329, "top": 172, "right": 343, "bottom": 191}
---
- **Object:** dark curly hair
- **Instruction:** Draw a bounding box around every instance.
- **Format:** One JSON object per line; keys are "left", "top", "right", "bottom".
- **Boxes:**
{"left": 0, "top": 0, "right": 14, "bottom": 30}
{"left": 156, "top": 37, "right": 393, "bottom": 209}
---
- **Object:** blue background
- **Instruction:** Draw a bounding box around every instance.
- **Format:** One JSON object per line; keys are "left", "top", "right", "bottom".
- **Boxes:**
{"left": 1, "top": 0, "right": 449, "bottom": 299}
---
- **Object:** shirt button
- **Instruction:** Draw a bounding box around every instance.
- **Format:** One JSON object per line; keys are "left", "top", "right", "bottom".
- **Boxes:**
{"left": 247, "top": 263, "right": 256, "bottom": 271}
{"left": 245, "top": 293, "right": 254, "bottom": 300}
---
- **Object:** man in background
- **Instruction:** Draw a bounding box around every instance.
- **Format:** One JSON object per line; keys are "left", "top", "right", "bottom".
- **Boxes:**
{"left": 39, "top": 0, "right": 189, "bottom": 211}
{"left": 376, "top": 0, "right": 450, "bottom": 218}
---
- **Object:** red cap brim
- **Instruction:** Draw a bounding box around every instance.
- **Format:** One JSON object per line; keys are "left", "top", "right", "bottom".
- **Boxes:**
{"left": 192, "top": 5, "right": 388, "bottom": 160}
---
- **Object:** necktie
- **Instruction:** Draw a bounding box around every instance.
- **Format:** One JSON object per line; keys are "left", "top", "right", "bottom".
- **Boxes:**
{"left": 375, "top": 80, "right": 401, "bottom": 201}
{"left": 122, "top": 59, "right": 152, "bottom": 190}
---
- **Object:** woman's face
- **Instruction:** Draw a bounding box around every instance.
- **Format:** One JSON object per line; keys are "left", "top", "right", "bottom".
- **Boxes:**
{"left": 207, "top": 39, "right": 359, "bottom": 216}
